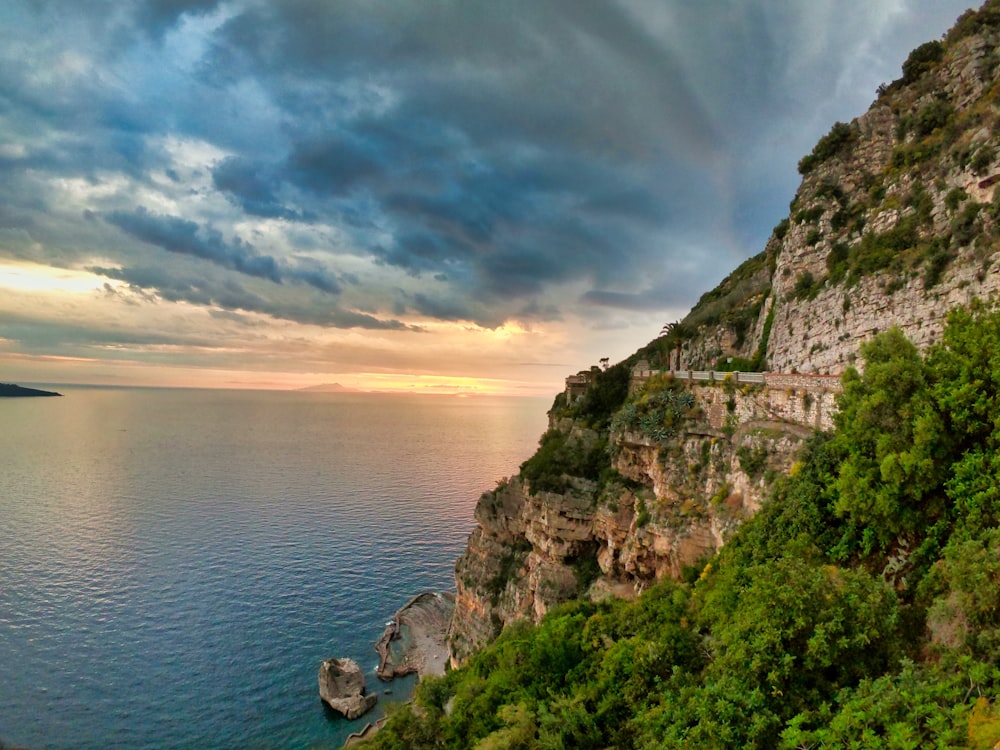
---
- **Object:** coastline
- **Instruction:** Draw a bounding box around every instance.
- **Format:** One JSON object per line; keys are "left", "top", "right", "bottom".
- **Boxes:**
{"left": 340, "top": 591, "right": 455, "bottom": 747}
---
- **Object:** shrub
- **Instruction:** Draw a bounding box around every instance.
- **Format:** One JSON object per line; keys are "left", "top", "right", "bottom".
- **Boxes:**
{"left": 611, "top": 375, "right": 697, "bottom": 443}
{"left": 901, "top": 40, "right": 945, "bottom": 84}
{"left": 827, "top": 242, "right": 850, "bottom": 284}
{"left": 923, "top": 238, "right": 956, "bottom": 289}
{"left": 945, "top": 186, "right": 969, "bottom": 212}
{"left": 848, "top": 214, "right": 919, "bottom": 279}
{"left": 791, "top": 271, "right": 821, "bottom": 301}
{"left": 794, "top": 206, "right": 825, "bottom": 224}
{"left": 970, "top": 145, "right": 996, "bottom": 175}
{"left": 952, "top": 201, "right": 983, "bottom": 246}
{"left": 798, "top": 122, "right": 856, "bottom": 175}
{"left": 519, "top": 429, "right": 609, "bottom": 495}
{"left": 912, "top": 99, "right": 955, "bottom": 138}
{"left": 568, "top": 361, "right": 631, "bottom": 428}
{"left": 906, "top": 181, "right": 935, "bottom": 224}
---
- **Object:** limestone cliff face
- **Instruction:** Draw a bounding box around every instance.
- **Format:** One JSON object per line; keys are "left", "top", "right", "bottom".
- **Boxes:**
{"left": 680, "top": 21, "right": 1000, "bottom": 375}
{"left": 448, "top": 376, "right": 823, "bottom": 664}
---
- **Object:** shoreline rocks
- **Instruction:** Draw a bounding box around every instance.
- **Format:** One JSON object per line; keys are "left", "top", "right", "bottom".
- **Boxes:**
{"left": 318, "top": 657, "right": 377, "bottom": 720}
{"left": 375, "top": 591, "right": 455, "bottom": 680}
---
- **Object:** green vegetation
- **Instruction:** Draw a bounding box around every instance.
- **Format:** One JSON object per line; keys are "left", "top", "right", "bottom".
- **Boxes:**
{"left": 366, "top": 307, "right": 1000, "bottom": 749}
{"left": 790, "top": 270, "right": 821, "bottom": 301}
{"left": 798, "top": 121, "right": 856, "bottom": 175}
{"left": 901, "top": 40, "right": 945, "bottom": 85}
{"left": 947, "top": 1, "right": 1000, "bottom": 43}
{"left": 610, "top": 374, "right": 698, "bottom": 442}
{"left": 561, "top": 361, "right": 631, "bottom": 429}
{"left": 682, "top": 250, "right": 771, "bottom": 332}
{"left": 519, "top": 428, "right": 609, "bottom": 495}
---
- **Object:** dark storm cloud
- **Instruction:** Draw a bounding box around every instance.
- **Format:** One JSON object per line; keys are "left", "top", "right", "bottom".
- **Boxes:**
{"left": 106, "top": 208, "right": 344, "bottom": 293}
{"left": 90, "top": 263, "right": 410, "bottom": 330}
{"left": 211, "top": 156, "right": 304, "bottom": 220}
{"left": 135, "top": 0, "right": 221, "bottom": 34}
{"left": 107, "top": 207, "right": 284, "bottom": 283}
{"left": 0, "top": 0, "right": 979, "bottom": 346}
{"left": 0, "top": 311, "right": 214, "bottom": 352}
{"left": 194, "top": 0, "right": 726, "bottom": 312}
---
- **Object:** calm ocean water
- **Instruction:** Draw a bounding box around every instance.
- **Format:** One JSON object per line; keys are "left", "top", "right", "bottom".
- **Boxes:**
{"left": 0, "top": 387, "right": 548, "bottom": 749}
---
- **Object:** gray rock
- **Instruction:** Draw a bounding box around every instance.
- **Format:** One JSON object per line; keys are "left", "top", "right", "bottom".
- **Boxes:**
{"left": 318, "top": 657, "right": 377, "bottom": 719}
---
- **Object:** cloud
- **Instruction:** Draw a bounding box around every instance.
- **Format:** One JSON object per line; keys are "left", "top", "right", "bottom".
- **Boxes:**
{"left": 105, "top": 207, "right": 349, "bottom": 294}
{"left": 0, "top": 0, "right": 979, "bottom": 387}
{"left": 211, "top": 156, "right": 304, "bottom": 220}
{"left": 89, "top": 263, "right": 411, "bottom": 330}
{"left": 107, "top": 207, "right": 283, "bottom": 282}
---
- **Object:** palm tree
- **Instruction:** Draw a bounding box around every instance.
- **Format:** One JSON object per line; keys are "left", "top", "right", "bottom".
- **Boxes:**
{"left": 659, "top": 321, "right": 692, "bottom": 371}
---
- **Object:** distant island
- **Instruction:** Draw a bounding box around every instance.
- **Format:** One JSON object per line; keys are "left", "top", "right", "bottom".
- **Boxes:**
{"left": 296, "top": 383, "right": 358, "bottom": 393}
{"left": 0, "top": 383, "right": 62, "bottom": 397}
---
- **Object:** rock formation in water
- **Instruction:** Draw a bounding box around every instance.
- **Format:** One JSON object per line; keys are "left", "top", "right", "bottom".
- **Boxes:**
{"left": 448, "top": 5, "right": 1000, "bottom": 666}
{"left": 318, "top": 657, "right": 377, "bottom": 720}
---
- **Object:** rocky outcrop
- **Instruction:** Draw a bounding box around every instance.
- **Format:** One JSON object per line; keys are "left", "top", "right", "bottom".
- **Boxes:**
{"left": 318, "top": 657, "right": 377, "bottom": 720}
{"left": 375, "top": 592, "right": 454, "bottom": 680}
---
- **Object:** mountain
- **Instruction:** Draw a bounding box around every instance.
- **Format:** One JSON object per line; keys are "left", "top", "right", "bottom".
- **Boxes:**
{"left": 297, "top": 383, "right": 358, "bottom": 393}
{"left": 364, "top": 4, "right": 1000, "bottom": 748}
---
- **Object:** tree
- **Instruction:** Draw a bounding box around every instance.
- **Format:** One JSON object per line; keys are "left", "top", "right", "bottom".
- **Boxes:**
{"left": 659, "top": 321, "right": 693, "bottom": 371}
{"left": 830, "top": 328, "right": 945, "bottom": 550}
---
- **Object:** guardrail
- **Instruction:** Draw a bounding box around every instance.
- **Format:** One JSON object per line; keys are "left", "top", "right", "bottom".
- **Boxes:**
{"left": 630, "top": 369, "right": 841, "bottom": 391}
{"left": 632, "top": 369, "right": 765, "bottom": 385}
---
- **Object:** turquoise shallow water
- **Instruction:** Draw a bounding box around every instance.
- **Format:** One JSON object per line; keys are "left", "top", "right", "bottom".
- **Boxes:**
{"left": 0, "top": 388, "right": 548, "bottom": 749}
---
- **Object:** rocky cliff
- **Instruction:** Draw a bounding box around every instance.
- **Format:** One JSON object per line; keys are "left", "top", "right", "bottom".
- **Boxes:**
{"left": 449, "top": 3, "right": 1000, "bottom": 665}
{"left": 682, "top": 9, "right": 1000, "bottom": 374}
{"left": 448, "top": 370, "right": 835, "bottom": 663}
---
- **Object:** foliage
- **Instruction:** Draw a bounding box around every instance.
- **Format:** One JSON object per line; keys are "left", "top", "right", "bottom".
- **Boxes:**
{"left": 945, "top": 186, "right": 969, "bottom": 212}
{"left": 736, "top": 443, "right": 769, "bottom": 479}
{"left": 749, "top": 300, "right": 775, "bottom": 372}
{"left": 826, "top": 241, "right": 849, "bottom": 284}
{"left": 844, "top": 214, "right": 920, "bottom": 281}
{"left": 831, "top": 329, "right": 942, "bottom": 551}
{"left": 901, "top": 40, "right": 945, "bottom": 85}
{"left": 947, "top": 1, "right": 1000, "bottom": 44}
{"left": 714, "top": 355, "right": 755, "bottom": 372}
{"left": 798, "top": 121, "right": 856, "bottom": 175}
{"left": 952, "top": 201, "right": 983, "bottom": 246}
{"left": 610, "top": 374, "right": 697, "bottom": 442}
{"left": 790, "top": 270, "right": 821, "bottom": 301}
{"left": 683, "top": 250, "right": 771, "bottom": 333}
{"left": 519, "top": 428, "right": 609, "bottom": 495}
{"left": 563, "top": 360, "right": 631, "bottom": 428}
{"left": 909, "top": 98, "right": 955, "bottom": 138}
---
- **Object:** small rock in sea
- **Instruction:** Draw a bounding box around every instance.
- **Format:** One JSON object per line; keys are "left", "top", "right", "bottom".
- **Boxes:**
{"left": 318, "top": 657, "right": 377, "bottom": 720}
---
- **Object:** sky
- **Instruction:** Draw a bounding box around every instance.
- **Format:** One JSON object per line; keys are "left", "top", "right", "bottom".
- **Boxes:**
{"left": 0, "top": 0, "right": 977, "bottom": 396}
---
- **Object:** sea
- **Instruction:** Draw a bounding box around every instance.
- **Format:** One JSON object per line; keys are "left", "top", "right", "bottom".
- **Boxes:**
{"left": 0, "top": 387, "right": 549, "bottom": 749}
